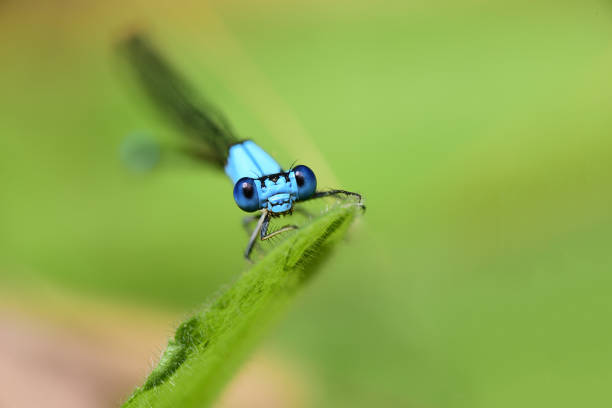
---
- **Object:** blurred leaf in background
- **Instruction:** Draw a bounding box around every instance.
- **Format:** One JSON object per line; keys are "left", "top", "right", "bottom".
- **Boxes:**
{"left": 1, "top": 0, "right": 612, "bottom": 407}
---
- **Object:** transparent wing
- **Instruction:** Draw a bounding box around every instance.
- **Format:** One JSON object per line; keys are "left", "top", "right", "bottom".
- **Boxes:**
{"left": 118, "top": 32, "right": 238, "bottom": 166}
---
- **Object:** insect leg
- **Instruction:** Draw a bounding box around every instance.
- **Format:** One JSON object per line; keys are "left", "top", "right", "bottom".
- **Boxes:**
{"left": 303, "top": 189, "right": 365, "bottom": 211}
{"left": 242, "top": 213, "right": 263, "bottom": 234}
{"left": 260, "top": 215, "right": 298, "bottom": 241}
{"left": 244, "top": 210, "right": 268, "bottom": 260}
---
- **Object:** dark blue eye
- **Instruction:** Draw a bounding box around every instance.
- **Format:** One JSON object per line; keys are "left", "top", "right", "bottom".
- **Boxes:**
{"left": 293, "top": 165, "right": 317, "bottom": 200}
{"left": 233, "top": 178, "right": 260, "bottom": 212}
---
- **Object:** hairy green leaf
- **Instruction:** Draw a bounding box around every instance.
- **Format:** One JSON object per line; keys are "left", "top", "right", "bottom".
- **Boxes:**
{"left": 123, "top": 204, "right": 361, "bottom": 407}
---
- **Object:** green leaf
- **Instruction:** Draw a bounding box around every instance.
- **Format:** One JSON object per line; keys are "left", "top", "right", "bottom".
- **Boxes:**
{"left": 123, "top": 204, "right": 361, "bottom": 407}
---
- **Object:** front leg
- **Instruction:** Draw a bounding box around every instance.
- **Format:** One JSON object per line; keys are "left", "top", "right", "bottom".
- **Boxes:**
{"left": 260, "top": 215, "right": 298, "bottom": 241}
{"left": 303, "top": 189, "right": 365, "bottom": 211}
{"left": 244, "top": 210, "right": 299, "bottom": 260}
{"left": 242, "top": 213, "right": 263, "bottom": 234}
{"left": 244, "top": 210, "right": 268, "bottom": 260}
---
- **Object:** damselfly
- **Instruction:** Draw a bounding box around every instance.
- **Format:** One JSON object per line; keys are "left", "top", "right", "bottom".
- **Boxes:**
{"left": 119, "top": 34, "right": 364, "bottom": 259}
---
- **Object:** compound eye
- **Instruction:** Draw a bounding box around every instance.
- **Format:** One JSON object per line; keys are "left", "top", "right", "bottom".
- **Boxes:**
{"left": 242, "top": 181, "right": 254, "bottom": 198}
{"left": 233, "top": 177, "right": 260, "bottom": 212}
{"left": 293, "top": 165, "right": 317, "bottom": 200}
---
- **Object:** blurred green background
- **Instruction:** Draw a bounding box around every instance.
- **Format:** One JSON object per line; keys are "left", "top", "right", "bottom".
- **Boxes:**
{"left": 2, "top": 0, "right": 612, "bottom": 407}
